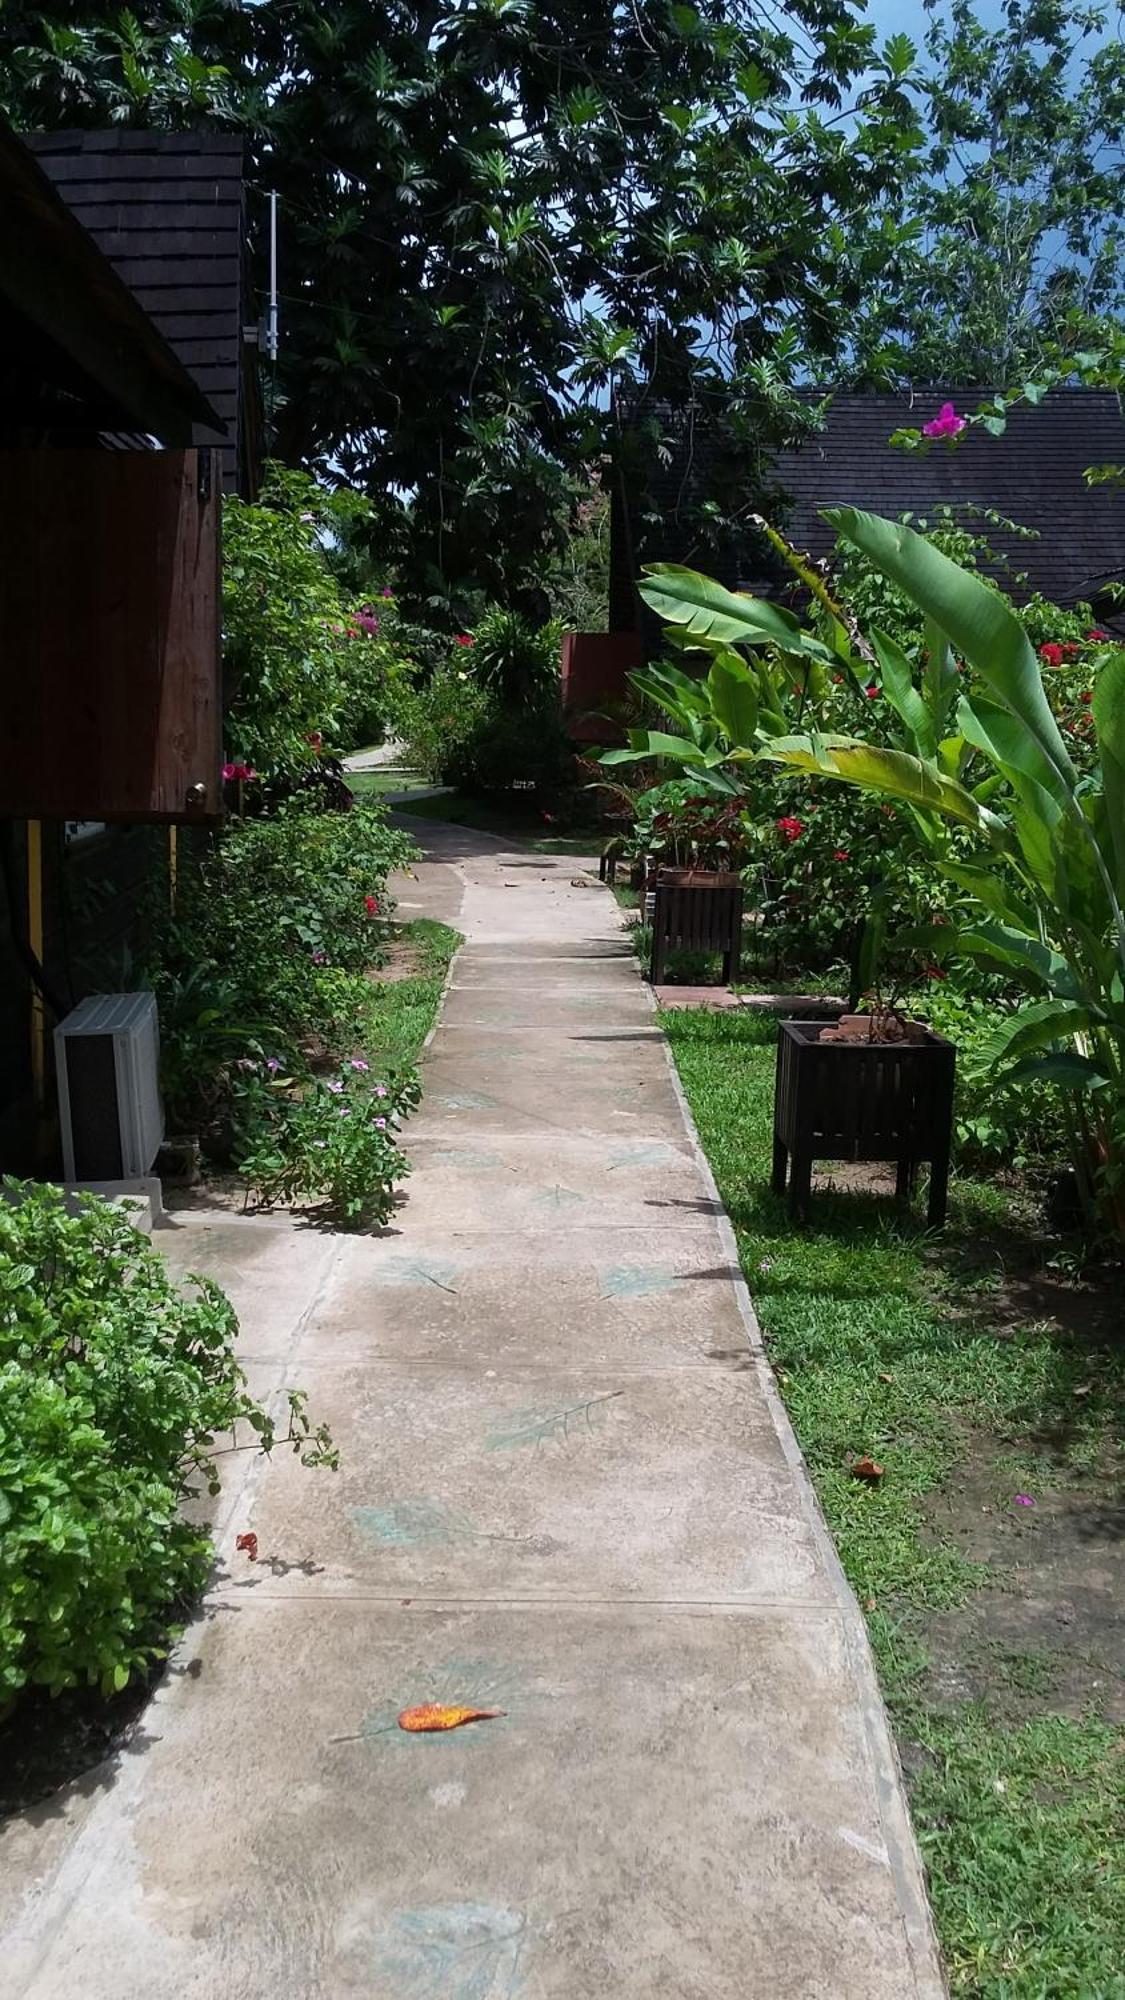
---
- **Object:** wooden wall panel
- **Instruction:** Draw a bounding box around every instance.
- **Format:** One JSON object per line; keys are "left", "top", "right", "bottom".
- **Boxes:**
{"left": 0, "top": 448, "right": 222, "bottom": 821}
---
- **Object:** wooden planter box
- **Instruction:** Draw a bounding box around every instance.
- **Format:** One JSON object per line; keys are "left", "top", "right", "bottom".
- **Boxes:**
{"left": 649, "top": 870, "right": 742, "bottom": 985}
{"left": 772, "top": 1018, "right": 955, "bottom": 1225}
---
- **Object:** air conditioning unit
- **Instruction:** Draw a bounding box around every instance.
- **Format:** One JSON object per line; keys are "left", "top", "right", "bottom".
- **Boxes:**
{"left": 55, "top": 992, "right": 164, "bottom": 1184}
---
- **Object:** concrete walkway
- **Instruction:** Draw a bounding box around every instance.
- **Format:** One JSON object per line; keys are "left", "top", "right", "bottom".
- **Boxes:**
{"left": 3, "top": 823, "right": 944, "bottom": 1999}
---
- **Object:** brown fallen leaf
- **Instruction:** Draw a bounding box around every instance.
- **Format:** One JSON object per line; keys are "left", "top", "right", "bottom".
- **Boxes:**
{"left": 850, "top": 1455, "right": 885, "bottom": 1484}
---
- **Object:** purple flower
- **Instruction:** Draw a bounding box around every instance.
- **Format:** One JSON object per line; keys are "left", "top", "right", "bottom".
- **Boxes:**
{"left": 266, "top": 1057, "right": 282, "bottom": 1074}
{"left": 922, "top": 401, "right": 967, "bottom": 439}
{"left": 355, "top": 610, "right": 381, "bottom": 637}
{"left": 375, "top": 1117, "right": 387, "bottom": 1130}
{"left": 1014, "top": 1494, "right": 1036, "bottom": 1508}
{"left": 312, "top": 949, "right": 327, "bottom": 965}
{"left": 374, "top": 1084, "right": 388, "bottom": 1099}
{"left": 349, "top": 1058, "right": 370, "bottom": 1072}
{"left": 325, "top": 1080, "right": 344, "bottom": 1094}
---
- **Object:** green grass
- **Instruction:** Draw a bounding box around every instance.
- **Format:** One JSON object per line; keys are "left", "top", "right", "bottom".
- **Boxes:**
{"left": 384, "top": 784, "right": 603, "bottom": 854}
{"left": 365, "top": 917, "right": 460, "bottom": 1069}
{"left": 346, "top": 767, "right": 436, "bottom": 798}
{"left": 662, "top": 1005, "right": 1125, "bottom": 1999}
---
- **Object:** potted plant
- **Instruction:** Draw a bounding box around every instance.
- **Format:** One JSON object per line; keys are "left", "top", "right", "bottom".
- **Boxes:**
{"left": 632, "top": 784, "right": 748, "bottom": 983}
{"left": 772, "top": 980, "right": 956, "bottom": 1223}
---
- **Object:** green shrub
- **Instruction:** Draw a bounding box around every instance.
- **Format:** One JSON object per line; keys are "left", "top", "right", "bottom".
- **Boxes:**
{"left": 234, "top": 1058, "right": 422, "bottom": 1224}
{"left": 224, "top": 466, "right": 410, "bottom": 773}
{"left": 399, "top": 613, "right": 574, "bottom": 799}
{"left": 149, "top": 798, "right": 417, "bottom": 1142}
{"left": 0, "top": 1183, "right": 334, "bottom": 1701}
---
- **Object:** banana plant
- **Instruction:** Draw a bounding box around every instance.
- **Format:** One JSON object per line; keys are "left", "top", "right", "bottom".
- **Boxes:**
{"left": 613, "top": 513, "right": 1125, "bottom": 1229}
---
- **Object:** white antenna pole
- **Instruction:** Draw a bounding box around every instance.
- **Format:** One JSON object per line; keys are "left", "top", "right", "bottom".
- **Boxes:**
{"left": 267, "top": 190, "right": 279, "bottom": 362}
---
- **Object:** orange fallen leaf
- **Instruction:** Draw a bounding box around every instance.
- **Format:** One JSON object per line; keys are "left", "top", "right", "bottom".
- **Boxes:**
{"left": 397, "top": 1703, "right": 505, "bottom": 1734}
{"left": 850, "top": 1455, "right": 885, "bottom": 1484}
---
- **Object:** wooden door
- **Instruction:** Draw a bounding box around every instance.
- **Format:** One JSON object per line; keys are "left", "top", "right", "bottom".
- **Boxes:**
{"left": 0, "top": 448, "right": 221, "bottom": 821}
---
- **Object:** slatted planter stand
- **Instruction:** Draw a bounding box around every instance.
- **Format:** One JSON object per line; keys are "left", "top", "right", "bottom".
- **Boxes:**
{"left": 772, "top": 1018, "right": 956, "bottom": 1225}
{"left": 649, "top": 868, "right": 742, "bottom": 986}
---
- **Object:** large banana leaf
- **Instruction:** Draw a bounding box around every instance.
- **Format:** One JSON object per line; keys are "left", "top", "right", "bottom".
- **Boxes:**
{"left": 638, "top": 564, "right": 836, "bottom": 661}
{"left": 970, "top": 998, "right": 1103, "bottom": 1071}
{"left": 764, "top": 734, "right": 1002, "bottom": 833}
{"left": 707, "top": 655, "right": 759, "bottom": 747}
{"left": 1001, "top": 1051, "right": 1112, "bottom": 1090}
{"left": 825, "top": 508, "right": 1077, "bottom": 796}
{"left": 870, "top": 626, "right": 934, "bottom": 757}
{"left": 1093, "top": 652, "right": 1125, "bottom": 892}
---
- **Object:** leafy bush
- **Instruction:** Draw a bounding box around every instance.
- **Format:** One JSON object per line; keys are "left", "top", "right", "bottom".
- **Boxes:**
{"left": 916, "top": 984, "right": 1068, "bottom": 1170}
{"left": 149, "top": 798, "right": 417, "bottom": 1149}
{"left": 400, "top": 613, "right": 574, "bottom": 800}
{"left": 0, "top": 1182, "right": 334, "bottom": 1701}
{"left": 234, "top": 1058, "right": 422, "bottom": 1224}
{"left": 224, "top": 465, "right": 407, "bottom": 773}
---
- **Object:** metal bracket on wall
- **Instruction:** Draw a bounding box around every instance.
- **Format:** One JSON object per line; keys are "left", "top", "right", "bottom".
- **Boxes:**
{"left": 197, "top": 449, "right": 213, "bottom": 504}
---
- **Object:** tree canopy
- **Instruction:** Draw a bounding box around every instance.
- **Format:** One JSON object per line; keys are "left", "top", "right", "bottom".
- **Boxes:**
{"left": 1, "top": 1, "right": 923, "bottom": 602}
{"left": 853, "top": 0, "right": 1125, "bottom": 385}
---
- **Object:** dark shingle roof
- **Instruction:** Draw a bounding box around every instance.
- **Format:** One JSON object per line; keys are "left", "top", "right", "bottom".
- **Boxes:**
{"left": 26, "top": 129, "right": 257, "bottom": 492}
{"left": 0, "top": 121, "right": 222, "bottom": 443}
{"left": 771, "top": 389, "right": 1125, "bottom": 608}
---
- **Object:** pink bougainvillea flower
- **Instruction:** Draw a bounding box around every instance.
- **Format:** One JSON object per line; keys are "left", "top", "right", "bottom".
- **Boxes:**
{"left": 833, "top": 849, "right": 850, "bottom": 862}
{"left": 223, "top": 760, "right": 256, "bottom": 783}
{"left": 364, "top": 894, "right": 380, "bottom": 916}
{"left": 1039, "top": 642, "right": 1064, "bottom": 667}
{"left": 453, "top": 632, "right": 474, "bottom": 647}
{"left": 922, "top": 401, "right": 966, "bottom": 439}
{"left": 381, "top": 586, "right": 394, "bottom": 599}
{"left": 355, "top": 609, "right": 380, "bottom": 637}
{"left": 776, "top": 815, "right": 805, "bottom": 842}
{"left": 1085, "top": 628, "right": 1109, "bottom": 642}
{"left": 1014, "top": 1494, "right": 1036, "bottom": 1507}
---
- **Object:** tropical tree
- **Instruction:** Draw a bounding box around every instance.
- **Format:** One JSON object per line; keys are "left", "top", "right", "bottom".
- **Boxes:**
{"left": 605, "top": 514, "right": 1125, "bottom": 1230}
{"left": 0, "top": 0, "right": 924, "bottom": 605}
{"left": 851, "top": 0, "right": 1125, "bottom": 385}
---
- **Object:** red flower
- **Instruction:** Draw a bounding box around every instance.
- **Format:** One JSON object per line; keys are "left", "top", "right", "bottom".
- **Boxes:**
{"left": 306, "top": 731, "right": 323, "bottom": 748}
{"left": 454, "top": 633, "right": 474, "bottom": 648}
{"left": 923, "top": 964, "right": 947, "bottom": 982}
{"left": 1080, "top": 690, "right": 1093, "bottom": 704}
{"left": 776, "top": 816, "right": 805, "bottom": 843}
{"left": 1086, "top": 628, "right": 1110, "bottom": 642}
{"left": 1039, "top": 643, "right": 1064, "bottom": 667}
{"left": 235, "top": 1533, "right": 258, "bottom": 1561}
{"left": 864, "top": 683, "right": 880, "bottom": 699}
{"left": 364, "top": 895, "right": 380, "bottom": 915}
{"left": 833, "top": 849, "right": 850, "bottom": 862}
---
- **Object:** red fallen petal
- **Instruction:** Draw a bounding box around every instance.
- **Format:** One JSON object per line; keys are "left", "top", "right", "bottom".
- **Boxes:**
{"left": 235, "top": 1532, "right": 258, "bottom": 1560}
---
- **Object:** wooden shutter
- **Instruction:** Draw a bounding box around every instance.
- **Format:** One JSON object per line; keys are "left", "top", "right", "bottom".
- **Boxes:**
{"left": 0, "top": 448, "right": 221, "bottom": 821}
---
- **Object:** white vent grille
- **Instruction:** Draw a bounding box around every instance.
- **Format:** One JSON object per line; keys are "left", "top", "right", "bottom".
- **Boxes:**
{"left": 55, "top": 992, "right": 164, "bottom": 1183}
